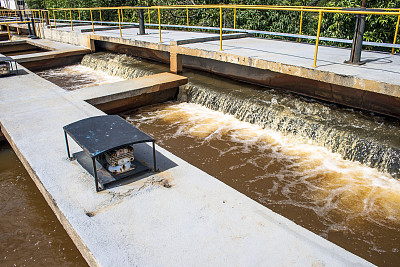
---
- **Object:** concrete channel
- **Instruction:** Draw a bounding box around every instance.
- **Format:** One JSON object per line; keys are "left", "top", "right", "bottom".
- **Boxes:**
{"left": 1, "top": 21, "right": 393, "bottom": 266}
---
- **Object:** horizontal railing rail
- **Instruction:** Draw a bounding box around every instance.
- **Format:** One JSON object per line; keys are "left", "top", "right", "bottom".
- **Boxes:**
{"left": 2, "top": 5, "right": 399, "bottom": 67}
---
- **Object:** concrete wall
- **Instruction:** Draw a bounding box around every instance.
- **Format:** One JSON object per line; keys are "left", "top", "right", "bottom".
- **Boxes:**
{"left": 42, "top": 28, "right": 94, "bottom": 50}
{"left": 95, "top": 40, "right": 400, "bottom": 119}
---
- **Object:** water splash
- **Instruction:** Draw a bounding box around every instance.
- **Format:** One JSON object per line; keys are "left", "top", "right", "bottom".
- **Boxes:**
{"left": 180, "top": 84, "right": 400, "bottom": 178}
{"left": 36, "top": 65, "right": 123, "bottom": 90}
{"left": 80, "top": 52, "right": 167, "bottom": 79}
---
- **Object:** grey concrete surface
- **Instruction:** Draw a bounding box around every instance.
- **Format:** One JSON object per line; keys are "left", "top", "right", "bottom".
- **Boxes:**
{"left": 0, "top": 60, "right": 374, "bottom": 266}
{"left": 9, "top": 37, "right": 91, "bottom": 63}
{"left": 69, "top": 72, "right": 188, "bottom": 105}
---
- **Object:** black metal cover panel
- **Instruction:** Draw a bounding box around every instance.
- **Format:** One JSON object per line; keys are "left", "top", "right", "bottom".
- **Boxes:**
{"left": 64, "top": 115, "right": 155, "bottom": 157}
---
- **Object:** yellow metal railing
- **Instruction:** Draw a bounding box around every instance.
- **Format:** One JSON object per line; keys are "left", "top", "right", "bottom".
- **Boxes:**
{"left": 3, "top": 5, "right": 400, "bottom": 67}
{"left": 0, "top": 21, "right": 31, "bottom": 40}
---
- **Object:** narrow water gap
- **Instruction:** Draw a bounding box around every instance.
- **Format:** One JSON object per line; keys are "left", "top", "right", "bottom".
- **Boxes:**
{"left": 0, "top": 142, "right": 88, "bottom": 266}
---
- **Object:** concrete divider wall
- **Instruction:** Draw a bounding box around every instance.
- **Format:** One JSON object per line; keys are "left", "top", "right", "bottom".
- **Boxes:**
{"left": 42, "top": 28, "right": 94, "bottom": 51}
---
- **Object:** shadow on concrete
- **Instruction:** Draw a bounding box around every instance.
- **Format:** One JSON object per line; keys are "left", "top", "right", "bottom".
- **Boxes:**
{"left": 363, "top": 56, "right": 392, "bottom": 64}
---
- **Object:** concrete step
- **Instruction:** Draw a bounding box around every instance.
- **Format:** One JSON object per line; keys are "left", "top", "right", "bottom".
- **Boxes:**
{"left": 69, "top": 72, "right": 188, "bottom": 113}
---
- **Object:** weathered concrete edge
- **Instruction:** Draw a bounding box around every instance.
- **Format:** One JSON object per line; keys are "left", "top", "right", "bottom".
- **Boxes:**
{"left": 13, "top": 48, "right": 91, "bottom": 63}
{"left": 0, "top": 124, "right": 100, "bottom": 267}
{"left": 177, "top": 45, "right": 400, "bottom": 98}
{"left": 0, "top": 39, "right": 26, "bottom": 46}
{"left": 71, "top": 72, "right": 188, "bottom": 105}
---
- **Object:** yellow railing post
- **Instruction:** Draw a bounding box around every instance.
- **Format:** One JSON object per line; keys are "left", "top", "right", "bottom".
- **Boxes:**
{"left": 53, "top": 10, "right": 57, "bottom": 29}
{"left": 22, "top": 10, "right": 26, "bottom": 26}
{"left": 118, "top": 8, "right": 122, "bottom": 38}
{"left": 6, "top": 24, "right": 11, "bottom": 40}
{"left": 148, "top": 8, "right": 150, "bottom": 24}
{"left": 38, "top": 10, "right": 42, "bottom": 38}
{"left": 34, "top": 14, "right": 39, "bottom": 37}
{"left": 47, "top": 10, "right": 52, "bottom": 29}
{"left": 186, "top": 7, "right": 189, "bottom": 27}
{"left": 234, "top": 6, "right": 236, "bottom": 29}
{"left": 219, "top": 7, "right": 223, "bottom": 51}
{"left": 99, "top": 9, "right": 102, "bottom": 25}
{"left": 78, "top": 10, "right": 81, "bottom": 21}
{"left": 298, "top": 7, "right": 303, "bottom": 42}
{"left": 69, "top": 9, "right": 73, "bottom": 31}
{"left": 313, "top": 11, "right": 323, "bottom": 68}
{"left": 158, "top": 7, "right": 161, "bottom": 43}
{"left": 121, "top": 8, "right": 124, "bottom": 24}
{"left": 90, "top": 9, "right": 95, "bottom": 34}
{"left": 392, "top": 11, "right": 400, "bottom": 54}
{"left": 64, "top": 10, "right": 66, "bottom": 20}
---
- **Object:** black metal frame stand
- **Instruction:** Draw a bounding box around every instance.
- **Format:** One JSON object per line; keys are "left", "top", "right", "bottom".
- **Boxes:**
{"left": 63, "top": 115, "right": 157, "bottom": 192}
{"left": 0, "top": 56, "right": 18, "bottom": 76}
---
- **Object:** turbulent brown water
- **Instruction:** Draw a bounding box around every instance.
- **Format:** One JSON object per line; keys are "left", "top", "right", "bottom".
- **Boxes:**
{"left": 124, "top": 102, "right": 400, "bottom": 266}
{"left": 0, "top": 142, "right": 87, "bottom": 266}
{"left": 36, "top": 64, "right": 123, "bottom": 90}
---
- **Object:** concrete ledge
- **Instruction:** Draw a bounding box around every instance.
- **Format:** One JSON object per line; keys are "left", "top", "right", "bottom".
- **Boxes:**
{"left": 70, "top": 72, "right": 187, "bottom": 104}
{"left": 0, "top": 39, "right": 26, "bottom": 46}
{"left": 6, "top": 37, "right": 91, "bottom": 70}
{"left": 69, "top": 72, "right": 188, "bottom": 113}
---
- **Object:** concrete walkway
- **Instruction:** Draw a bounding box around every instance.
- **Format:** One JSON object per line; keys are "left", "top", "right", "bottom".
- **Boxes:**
{"left": 9, "top": 37, "right": 91, "bottom": 69}
{"left": 0, "top": 60, "right": 374, "bottom": 266}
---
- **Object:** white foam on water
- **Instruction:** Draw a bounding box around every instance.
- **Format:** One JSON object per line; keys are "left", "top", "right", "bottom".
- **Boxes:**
{"left": 128, "top": 102, "right": 400, "bottom": 234}
{"left": 37, "top": 65, "right": 124, "bottom": 90}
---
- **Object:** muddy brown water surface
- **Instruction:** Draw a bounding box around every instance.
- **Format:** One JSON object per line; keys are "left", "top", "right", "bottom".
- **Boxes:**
{"left": 124, "top": 102, "right": 400, "bottom": 266}
{"left": 0, "top": 142, "right": 87, "bottom": 266}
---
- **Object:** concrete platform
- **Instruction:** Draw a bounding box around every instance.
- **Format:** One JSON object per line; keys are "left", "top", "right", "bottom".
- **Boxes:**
{"left": 69, "top": 72, "right": 188, "bottom": 113}
{"left": 7, "top": 37, "right": 91, "bottom": 70}
{"left": 0, "top": 54, "right": 374, "bottom": 266}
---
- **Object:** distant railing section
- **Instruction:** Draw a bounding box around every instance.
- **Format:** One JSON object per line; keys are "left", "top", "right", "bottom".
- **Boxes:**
{"left": 1, "top": 5, "right": 399, "bottom": 67}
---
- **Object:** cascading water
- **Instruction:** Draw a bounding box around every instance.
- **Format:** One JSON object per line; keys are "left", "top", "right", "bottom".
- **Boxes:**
{"left": 80, "top": 52, "right": 167, "bottom": 79}
{"left": 79, "top": 52, "right": 400, "bottom": 179}
{"left": 179, "top": 83, "right": 400, "bottom": 178}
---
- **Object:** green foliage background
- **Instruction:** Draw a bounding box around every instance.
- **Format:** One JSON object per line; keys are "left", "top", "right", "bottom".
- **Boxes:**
{"left": 26, "top": 0, "right": 400, "bottom": 48}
